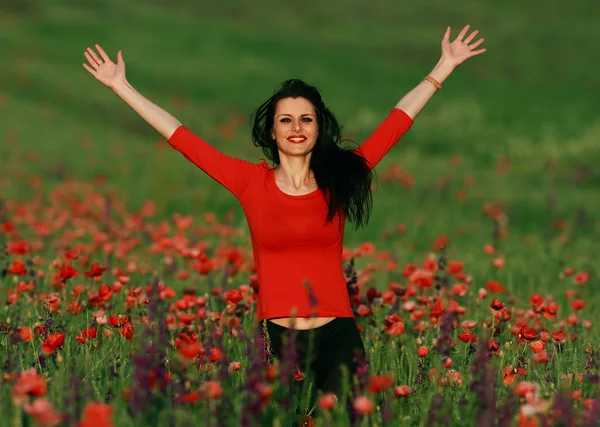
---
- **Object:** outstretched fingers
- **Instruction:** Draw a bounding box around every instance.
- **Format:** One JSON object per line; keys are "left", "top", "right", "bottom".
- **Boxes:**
{"left": 455, "top": 24, "right": 470, "bottom": 42}
{"left": 463, "top": 30, "right": 479, "bottom": 45}
{"left": 86, "top": 47, "right": 103, "bottom": 67}
{"left": 82, "top": 62, "right": 96, "bottom": 76}
{"left": 94, "top": 44, "right": 112, "bottom": 63}
{"left": 84, "top": 51, "right": 99, "bottom": 69}
{"left": 469, "top": 38, "right": 485, "bottom": 50}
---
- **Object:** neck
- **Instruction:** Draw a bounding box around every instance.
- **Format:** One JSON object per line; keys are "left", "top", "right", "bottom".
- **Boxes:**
{"left": 275, "top": 154, "right": 314, "bottom": 189}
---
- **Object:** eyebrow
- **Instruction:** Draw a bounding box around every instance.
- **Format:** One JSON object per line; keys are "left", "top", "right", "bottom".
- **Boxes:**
{"left": 276, "top": 114, "right": 315, "bottom": 118}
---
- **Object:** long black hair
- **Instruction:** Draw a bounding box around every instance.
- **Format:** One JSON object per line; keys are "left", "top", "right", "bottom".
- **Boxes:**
{"left": 251, "top": 79, "right": 374, "bottom": 230}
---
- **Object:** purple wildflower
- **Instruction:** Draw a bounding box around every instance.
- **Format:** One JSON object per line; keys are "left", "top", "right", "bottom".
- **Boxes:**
{"left": 469, "top": 339, "right": 499, "bottom": 426}
{"left": 427, "top": 393, "right": 446, "bottom": 425}
{"left": 584, "top": 346, "right": 600, "bottom": 384}
{"left": 582, "top": 384, "right": 600, "bottom": 426}
{"left": 436, "top": 311, "right": 456, "bottom": 357}
{"left": 128, "top": 276, "right": 170, "bottom": 419}
{"left": 497, "top": 386, "right": 519, "bottom": 425}
{"left": 344, "top": 258, "right": 359, "bottom": 306}
{"left": 60, "top": 374, "right": 92, "bottom": 427}
{"left": 414, "top": 358, "right": 426, "bottom": 390}
{"left": 240, "top": 322, "right": 273, "bottom": 427}
{"left": 433, "top": 246, "right": 449, "bottom": 292}
{"left": 551, "top": 386, "right": 576, "bottom": 426}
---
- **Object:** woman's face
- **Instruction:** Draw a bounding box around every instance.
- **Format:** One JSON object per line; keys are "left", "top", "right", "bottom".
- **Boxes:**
{"left": 271, "top": 97, "right": 319, "bottom": 158}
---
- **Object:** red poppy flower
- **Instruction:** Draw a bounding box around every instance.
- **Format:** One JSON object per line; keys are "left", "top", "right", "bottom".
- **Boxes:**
{"left": 442, "top": 357, "right": 453, "bottom": 369}
{"left": 177, "top": 313, "right": 196, "bottom": 325}
{"left": 265, "top": 365, "right": 277, "bottom": 382}
{"left": 209, "top": 347, "right": 224, "bottom": 362}
{"left": 356, "top": 304, "right": 371, "bottom": 316}
{"left": 120, "top": 323, "right": 134, "bottom": 341}
{"left": 19, "top": 326, "right": 33, "bottom": 343}
{"left": 8, "top": 261, "right": 26, "bottom": 275}
{"left": 64, "top": 249, "right": 80, "bottom": 261}
{"left": 178, "top": 343, "right": 203, "bottom": 359}
{"left": 384, "top": 314, "right": 405, "bottom": 335}
{"left": 299, "top": 415, "right": 314, "bottom": 427}
{"left": 353, "top": 396, "right": 374, "bottom": 414}
{"left": 458, "top": 331, "right": 477, "bottom": 343}
{"left": 429, "top": 299, "right": 444, "bottom": 318}
{"left": 367, "top": 374, "right": 393, "bottom": 393}
{"left": 386, "top": 321, "right": 405, "bottom": 335}
{"left": 224, "top": 289, "right": 243, "bottom": 304}
{"left": 59, "top": 264, "right": 79, "bottom": 280}
{"left": 530, "top": 340, "right": 545, "bottom": 353}
{"left": 529, "top": 293, "right": 543, "bottom": 306}
{"left": 41, "top": 333, "right": 65, "bottom": 354}
{"left": 394, "top": 385, "right": 411, "bottom": 397}
{"left": 108, "top": 315, "right": 128, "bottom": 328}
{"left": 99, "top": 284, "right": 113, "bottom": 301}
{"left": 198, "top": 380, "right": 223, "bottom": 399}
{"left": 7, "top": 241, "right": 30, "bottom": 255}
{"left": 79, "top": 402, "right": 114, "bottom": 427}
{"left": 490, "top": 298, "right": 504, "bottom": 310}
{"left": 533, "top": 350, "right": 548, "bottom": 363}
{"left": 575, "top": 272, "right": 589, "bottom": 285}
{"left": 12, "top": 368, "right": 48, "bottom": 404}
{"left": 447, "top": 261, "right": 463, "bottom": 275}
{"left": 488, "top": 339, "right": 500, "bottom": 353}
{"left": 503, "top": 366, "right": 527, "bottom": 385}
{"left": 519, "top": 327, "right": 538, "bottom": 341}
{"left": 76, "top": 327, "right": 98, "bottom": 344}
{"left": 486, "top": 280, "right": 505, "bottom": 293}
{"left": 84, "top": 262, "right": 107, "bottom": 278}
{"left": 432, "top": 235, "right": 450, "bottom": 250}
{"left": 318, "top": 393, "right": 337, "bottom": 409}
{"left": 228, "top": 362, "right": 241, "bottom": 373}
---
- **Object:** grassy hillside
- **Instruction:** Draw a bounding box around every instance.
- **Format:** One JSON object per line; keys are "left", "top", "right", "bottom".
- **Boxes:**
{"left": 1, "top": 0, "right": 599, "bottom": 250}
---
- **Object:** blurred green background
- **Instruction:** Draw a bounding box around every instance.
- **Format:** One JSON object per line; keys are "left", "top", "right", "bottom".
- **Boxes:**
{"left": 1, "top": 0, "right": 599, "bottom": 256}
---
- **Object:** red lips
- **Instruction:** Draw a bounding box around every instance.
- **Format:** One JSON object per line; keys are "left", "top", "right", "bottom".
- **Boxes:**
{"left": 287, "top": 135, "right": 307, "bottom": 143}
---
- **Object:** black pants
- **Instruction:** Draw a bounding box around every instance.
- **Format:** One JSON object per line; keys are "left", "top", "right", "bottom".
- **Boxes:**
{"left": 261, "top": 317, "right": 367, "bottom": 415}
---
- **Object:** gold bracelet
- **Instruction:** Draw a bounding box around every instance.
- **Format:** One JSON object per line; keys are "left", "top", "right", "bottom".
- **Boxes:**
{"left": 423, "top": 76, "right": 442, "bottom": 90}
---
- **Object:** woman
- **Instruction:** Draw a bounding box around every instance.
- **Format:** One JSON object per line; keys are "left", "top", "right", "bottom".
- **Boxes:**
{"left": 83, "top": 24, "right": 485, "bottom": 420}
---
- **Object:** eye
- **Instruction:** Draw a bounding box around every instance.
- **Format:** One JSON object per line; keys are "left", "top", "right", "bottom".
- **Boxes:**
{"left": 302, "top": 117, "right": 313, "bottom": 122}
{"left": 280, "top": 118, "right": 291, "bottom": 123}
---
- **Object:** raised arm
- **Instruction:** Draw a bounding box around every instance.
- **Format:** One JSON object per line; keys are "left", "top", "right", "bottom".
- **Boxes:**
{"left": 83, "top": 44, "right": 261, "bottom": 198}
{"left": 355, "top": 25, "right": 486, "bottom": 169}
{"left": 83, "top": 45, "right": 181, "bottom": 139}
{"left": 396, "top": 24, "right": 486, "bottom": 119}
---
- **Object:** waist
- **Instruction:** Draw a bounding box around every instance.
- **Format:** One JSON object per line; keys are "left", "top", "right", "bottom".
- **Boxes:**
{"left": 267, "top": 316, "right": 336, "bottom": 330}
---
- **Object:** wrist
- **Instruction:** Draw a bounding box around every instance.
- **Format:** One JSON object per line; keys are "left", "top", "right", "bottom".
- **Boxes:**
{"left": 428, "top": 58, "right": 455, "bottom": 84}
{"left": 111, "top": 78, "right": 131, "bottom": 94}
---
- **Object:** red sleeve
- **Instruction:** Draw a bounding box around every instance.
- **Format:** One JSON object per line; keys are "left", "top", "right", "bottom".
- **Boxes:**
{"left": 353, "top": 108, "right": 414, "bottom": 170}
{"left": 168, "top": 125, "right": 261, "bottom": 199}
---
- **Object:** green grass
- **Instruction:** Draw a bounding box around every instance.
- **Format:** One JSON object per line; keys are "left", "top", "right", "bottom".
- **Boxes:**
{"left": 1, "top": 1, "right": 600, "bottom": 425}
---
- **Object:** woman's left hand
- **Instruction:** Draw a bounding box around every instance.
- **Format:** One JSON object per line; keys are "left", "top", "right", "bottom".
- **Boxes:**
{"left": 440, "top": 25, "right": 486, "bottom": 69}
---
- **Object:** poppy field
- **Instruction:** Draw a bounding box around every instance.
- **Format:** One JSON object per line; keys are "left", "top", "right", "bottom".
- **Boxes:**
{"left": 2, "top": 0, "right": 600, "bottom": 426}
{"left": 1, "top": 165, "right": 599, "bottom": 427}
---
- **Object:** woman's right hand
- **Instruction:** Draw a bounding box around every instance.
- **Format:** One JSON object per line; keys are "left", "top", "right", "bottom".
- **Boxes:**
{"left": 83, "top": 44, "right": 126, "bottom": 90}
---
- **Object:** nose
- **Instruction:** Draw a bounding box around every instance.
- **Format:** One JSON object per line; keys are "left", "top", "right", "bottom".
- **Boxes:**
{"left": 291, "top": 119, "right": 302, "bottom": 132}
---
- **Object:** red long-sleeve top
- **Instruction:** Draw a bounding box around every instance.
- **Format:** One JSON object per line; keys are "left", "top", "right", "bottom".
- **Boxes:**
{"left": 168, "top": 107, "right": 414, "bottom": 321}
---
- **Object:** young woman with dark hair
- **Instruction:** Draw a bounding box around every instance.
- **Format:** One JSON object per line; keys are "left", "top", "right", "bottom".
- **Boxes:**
{"left": 84, "top": 24, "right": 485, "bottom": 423}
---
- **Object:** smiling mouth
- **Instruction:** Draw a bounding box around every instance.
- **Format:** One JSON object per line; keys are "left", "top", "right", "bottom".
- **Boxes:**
{"left": 287, "top": 137, "right": 307, "bottom": 143}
